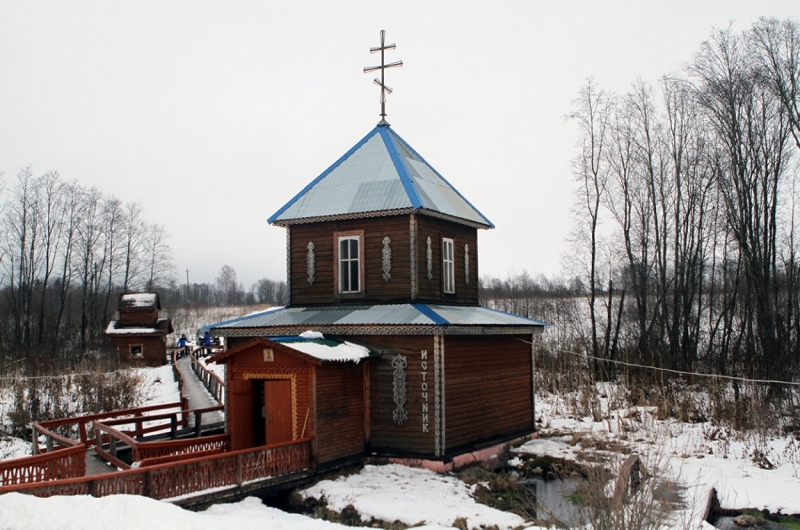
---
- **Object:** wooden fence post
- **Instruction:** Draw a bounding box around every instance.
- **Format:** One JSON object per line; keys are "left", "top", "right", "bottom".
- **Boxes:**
{"left": 235, "top": 454, "right": 243, "bottom": 486}
{"left": 145, "top": 470, "right": 154, "bottom": 497}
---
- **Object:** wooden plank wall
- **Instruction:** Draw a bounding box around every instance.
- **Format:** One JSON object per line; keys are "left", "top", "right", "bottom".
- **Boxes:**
{"left": 119, "top": 310, "right": 158, "bottom": 327}
{"left": 315, "top": 363, "right": 365, "bottom": 464}
{"left": 443, "top": 335, "right": 533, "bottom": 451}
{"left": 289, "top": 216, "right": 411, "bottom": 305}
{"left": 224, "top": 345, "right": 314, "bottom": 451}
{"left": 109, "top": 335, "right": 166, "bottom": 366}
{"left": 414, "top": 216, "right": 479, "bottom": 305}
{"left": 358, "top": 335, "right": 436, "bottom": 457}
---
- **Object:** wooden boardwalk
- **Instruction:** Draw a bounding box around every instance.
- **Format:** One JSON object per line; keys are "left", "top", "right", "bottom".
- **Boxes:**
{"left": 175, "top": 355, "right": 224, "bottom": 427}
{"left": 84, "top": 449, "right": 114, "bottom": 477}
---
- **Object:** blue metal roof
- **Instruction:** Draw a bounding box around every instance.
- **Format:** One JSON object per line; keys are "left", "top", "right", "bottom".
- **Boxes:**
{"left": 268, "top": 125, "right": 494, "bottom": 228}
{"left": 205, "top": 304, "right": 546, "bottom": 330}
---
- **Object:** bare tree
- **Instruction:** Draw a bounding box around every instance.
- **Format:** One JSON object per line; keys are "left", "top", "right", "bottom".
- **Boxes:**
{"left": 216, "top": 264, "right": 241, "bottom": 305}
{"left": 691, "top": 26, "right": 794, "bottom": 379}
{"left": 752, "top": 17, "right": 800, "bottom": 151}
{"left": 568, "top": 79, "right": 613, "bottom": 376}
{"left": 143, "top": 223, "right": 175, "bottom": 291}
{"left": 120, "top": 202, "right": 146, "bottom": 291}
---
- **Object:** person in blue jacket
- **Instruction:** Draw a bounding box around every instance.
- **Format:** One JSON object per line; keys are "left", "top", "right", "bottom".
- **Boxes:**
{"left": 203, "top": 331, "right": 212, "bottom": 357}
{"left": 177, "top": 334, "right": 190, "bottom": 358}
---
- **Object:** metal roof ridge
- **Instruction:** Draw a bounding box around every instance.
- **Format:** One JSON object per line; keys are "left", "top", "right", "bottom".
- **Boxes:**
{"left": 268, "top": 127, "right": 383, "bottom": 224}
{"left": 427, "top": 303, "right": 549, "bottom": 326}
{"left": 411, "top": 303, "right": 449, "bottom": 325}
{"left": 388, "top": 128, "right": 495, "bottom": 229}
{"left": 378, "top": 126, "right": 424, "bottom": 209}
{"left": 204, "top": 306, "right": 287, "bottom": 331}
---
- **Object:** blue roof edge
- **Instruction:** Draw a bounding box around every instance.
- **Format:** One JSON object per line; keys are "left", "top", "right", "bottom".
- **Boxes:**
{"left": 268, "top": 127, "right": 383, "bottom": 224}
{"left": 478, "top": 305, "right": 549, "bottom": 326}
{"left": 378, "top": 125, "right": 424, "bottom": 209}
{"left": 388, "top": 128, "right": 495, "bottom": 229}
{"left": 412, "top": 303, "right": 449, "bottom": 325}
{"left": 203, "top": 307, "right": 287, "bottom": 332}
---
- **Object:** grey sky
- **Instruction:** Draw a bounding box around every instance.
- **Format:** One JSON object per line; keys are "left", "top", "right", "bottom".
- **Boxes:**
{"left": 1, "top": 1, "right": 797, "bottom": 288}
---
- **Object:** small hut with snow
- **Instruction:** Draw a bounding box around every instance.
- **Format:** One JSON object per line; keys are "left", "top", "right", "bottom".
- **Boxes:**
{"left": 106, "top": 292, "right": 173, "bottom": 366}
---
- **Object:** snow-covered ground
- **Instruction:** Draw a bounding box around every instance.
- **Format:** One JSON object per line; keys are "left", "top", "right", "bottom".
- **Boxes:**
{"left": 2, "top": 363, "right": 799, "bottom": 529}
{"left": 0, "top": 364, "right": 180, "bottom": 461}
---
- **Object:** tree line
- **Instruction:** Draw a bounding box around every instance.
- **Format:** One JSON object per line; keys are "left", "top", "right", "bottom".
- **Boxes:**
{"left": 0, "top": 167, "right": 176, "bottom": 367}
{"left": 498, "top": 18, "right": 800, "bottom": 386}
{"left": 159, "top": 264, "right": 288, "bottom": 308}
{"left": 0, "top": 167, "right": 289, "bottom": 368}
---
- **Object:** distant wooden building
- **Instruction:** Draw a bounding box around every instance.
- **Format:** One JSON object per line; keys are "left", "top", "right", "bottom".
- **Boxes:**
{"left": 208, "top": 124, "right": 546, "bottom": 470}
{"left": 106, "top": 292, "right": 173, "bottom": 366}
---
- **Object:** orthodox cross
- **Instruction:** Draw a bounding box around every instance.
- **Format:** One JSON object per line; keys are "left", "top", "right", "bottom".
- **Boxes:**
{"left": 364, "top": 30, "right": 403, "bottom": 125}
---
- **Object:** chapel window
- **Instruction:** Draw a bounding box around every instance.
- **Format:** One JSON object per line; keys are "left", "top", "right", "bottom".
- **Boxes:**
{"left": 334, "top": 230, "right": 364, "bottom": 295}
{"left": 443, "top": 238, "right": 455, "bottom": 294}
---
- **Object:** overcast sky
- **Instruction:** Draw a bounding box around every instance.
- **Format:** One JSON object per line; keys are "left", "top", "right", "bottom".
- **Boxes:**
{"left": 1, "top": 1, "right": 798, "bottom": 288}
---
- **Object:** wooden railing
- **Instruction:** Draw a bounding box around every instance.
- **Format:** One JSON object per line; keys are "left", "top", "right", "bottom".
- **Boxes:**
{"left": 0, "top": 444, "right": 86, "bottom": 486}
{"left": 190, "top": 354, "right": 225, "bottom": 403}
{"left": 0, "top": 439, "right": 313, "bottom": 500}
{"left": 93, "top": 406, "right": 225, "bottom": 469}
{"left": 0, "top": 401, "right": 191, "bottom": 484}
{"left": 32, "top": 401, "right": 189, "bottom": 454}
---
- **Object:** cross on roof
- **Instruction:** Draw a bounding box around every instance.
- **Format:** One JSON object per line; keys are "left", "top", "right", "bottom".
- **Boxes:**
{"left": 364, "top": 30, "right": 403, "bottom": 126}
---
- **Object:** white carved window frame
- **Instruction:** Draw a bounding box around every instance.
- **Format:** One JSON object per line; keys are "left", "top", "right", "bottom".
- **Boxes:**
{"left": 333, "top": 230, "right": 365, "bottom": 298}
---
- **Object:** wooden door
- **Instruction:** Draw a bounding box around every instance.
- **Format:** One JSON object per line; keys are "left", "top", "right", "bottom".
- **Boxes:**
{"left": 264, "top": 380, "right": 293, "bottom": 445}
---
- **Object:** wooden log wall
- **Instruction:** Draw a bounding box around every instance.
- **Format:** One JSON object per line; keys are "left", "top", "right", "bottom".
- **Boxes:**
{"left": 357, "top": 335, "right": 437, "bottom": 457}
{"left": 442, "top": 334, "right": 533, "bottom": 451}
{"left": 119, "top": 309, "right": 159, "bottom": 327}
{"left": 289, "top": 216, "right": 412, "bottom": 305}
{"left": 109, "top": 335, "right": 167, "bottom": 366}
{"left": 414, "top": 216, "right": 479, "bottom": 305}
{"left": 224, "top": 344, "right": 314, "bottom": 451}
{"left": 314, "top": 363, "right": 365, "bottom": 464}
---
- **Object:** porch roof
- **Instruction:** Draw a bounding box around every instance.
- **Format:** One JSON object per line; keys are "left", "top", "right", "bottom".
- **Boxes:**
{"left": 204, "top": 303, "right": 547, "bottom": 332}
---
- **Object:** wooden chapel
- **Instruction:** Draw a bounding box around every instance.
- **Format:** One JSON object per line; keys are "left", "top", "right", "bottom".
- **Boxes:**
{"left": 206, "top": 32, "right": 546, "bottom": 471}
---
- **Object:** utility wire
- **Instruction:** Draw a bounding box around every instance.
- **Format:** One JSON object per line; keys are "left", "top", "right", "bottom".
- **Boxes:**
{"left": 515, "top": 337, "right": 800, "bottom": 387}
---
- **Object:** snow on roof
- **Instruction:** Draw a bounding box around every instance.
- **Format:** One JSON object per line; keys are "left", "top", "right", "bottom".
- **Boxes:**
{"left": 280, "top": 339, "right": 371, "bottom": 363}
{"left": 121, "top": 293, "right": 157, "bottom": 307}
{"left": 106, "top": 319, "right": 170, "bottom": 335}
{"left": 299, "top": 330, "right": 324, "bottom": 339}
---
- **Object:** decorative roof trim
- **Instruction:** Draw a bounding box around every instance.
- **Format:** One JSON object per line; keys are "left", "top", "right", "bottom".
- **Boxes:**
{"left": 268, "top": 128, "right": 381, "bottom": 225}
{"left": 272, "top": 207, "right": 491, "bottom": 230}
{"left": 208, "top": 336, "right": 324, "bottom": 366}
{"left": 420, "top": 209, "right": 492, "bottom": 230}
{"left": 389, "top": 128, "right": 495, "bottom": 229}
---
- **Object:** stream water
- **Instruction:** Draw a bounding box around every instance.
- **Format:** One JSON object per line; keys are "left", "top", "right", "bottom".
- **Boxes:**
{"left": 710, "top": 515, "right": 794, "bottom": 530}
{"left": 519, "top": 476, "right": 583, "bottom": 525}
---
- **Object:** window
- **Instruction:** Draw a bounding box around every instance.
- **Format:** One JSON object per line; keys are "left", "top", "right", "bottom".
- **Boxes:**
{"left": 130, "top": 344, "right": 143, "bottom": 357}
{"left": 443, "top": 238, "right": 455, "bottom": 294}
{"left": 334, "top": 230, "right": 364, "bottom": 296}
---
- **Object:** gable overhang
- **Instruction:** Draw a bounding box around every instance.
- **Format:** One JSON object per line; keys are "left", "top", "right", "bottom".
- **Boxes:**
{"left": 208, "top": 336, "right": 323, "bottom": 366}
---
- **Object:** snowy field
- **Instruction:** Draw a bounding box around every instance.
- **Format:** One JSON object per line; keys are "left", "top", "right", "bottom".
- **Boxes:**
{"left": 1, "top": 364, "right": 799, "bottom": 529}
